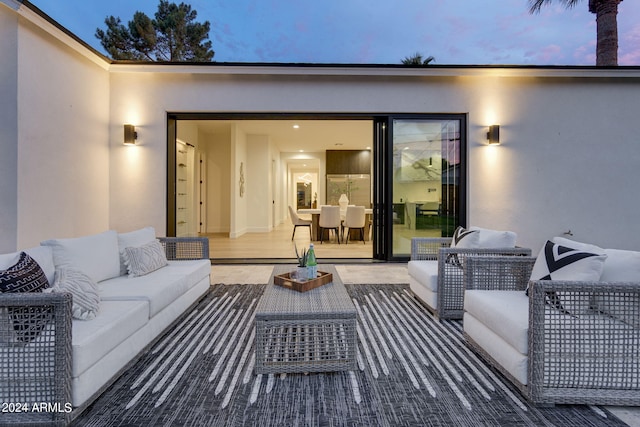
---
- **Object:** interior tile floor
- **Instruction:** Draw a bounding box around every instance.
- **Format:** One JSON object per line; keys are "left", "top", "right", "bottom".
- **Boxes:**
{"left": 210, "top": 263, "right": 640, "bottom": 427}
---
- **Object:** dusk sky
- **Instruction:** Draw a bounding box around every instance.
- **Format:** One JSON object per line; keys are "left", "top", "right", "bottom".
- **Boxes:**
{"left": 31, "top": 0, "right": 640, "bottom": 65}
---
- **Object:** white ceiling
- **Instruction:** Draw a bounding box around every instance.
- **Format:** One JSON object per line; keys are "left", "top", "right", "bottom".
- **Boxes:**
{"left": 189, "top": 119, "right": 373, "bottom": 153}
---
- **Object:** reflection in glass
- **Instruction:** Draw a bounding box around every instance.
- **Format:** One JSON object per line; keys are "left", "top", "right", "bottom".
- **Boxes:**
{"left": 391, "top": 119, "right": 461, "bottom": 256}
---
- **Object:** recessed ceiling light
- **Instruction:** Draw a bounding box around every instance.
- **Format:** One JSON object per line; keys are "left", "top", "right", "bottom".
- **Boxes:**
{"left": 299, "top": 149, "right": 304, "bottom": 152}
{"left": 366, "top": 146, "right": 371, "bottom": 150}
{"left": 293, "top": 124, "right": 300, "bottom": 129}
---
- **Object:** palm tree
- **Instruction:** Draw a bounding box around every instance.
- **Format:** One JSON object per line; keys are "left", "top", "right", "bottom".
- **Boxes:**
{"left": 528, "top": 0, "right": 623, "bottom": 66}
{"left": 401, "top": 52, "right": 436, "bottom": 65}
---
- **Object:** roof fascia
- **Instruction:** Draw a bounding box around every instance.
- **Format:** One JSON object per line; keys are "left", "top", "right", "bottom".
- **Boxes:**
{"left": 108, "top": 62, "right": 640, "bottom": 79}
{"left": 16, "top": 0, "right": 110, "bottom": 70}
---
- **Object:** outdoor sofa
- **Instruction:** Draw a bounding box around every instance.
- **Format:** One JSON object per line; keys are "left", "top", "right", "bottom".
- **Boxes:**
{"left": 0, "top": 228, "right": 210, "bottom": 426}
{"left": 408, "top": 226, "right": 531, "bottom": 319}
{"left": 463, "top": 237, "right": 640, "bottom": 406}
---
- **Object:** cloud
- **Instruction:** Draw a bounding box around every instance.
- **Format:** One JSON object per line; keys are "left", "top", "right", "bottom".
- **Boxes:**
{"left": 619, "top": 24, "right": 640, "bottom": 65}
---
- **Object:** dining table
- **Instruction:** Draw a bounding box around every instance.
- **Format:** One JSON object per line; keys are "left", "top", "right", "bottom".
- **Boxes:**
{"left": 297, "top": 207, "right": 373, "bottom": 242}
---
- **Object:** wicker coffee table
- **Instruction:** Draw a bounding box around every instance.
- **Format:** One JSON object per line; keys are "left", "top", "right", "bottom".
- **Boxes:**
{"left": 254, "top": 265, "right": 357, "bottom": 374}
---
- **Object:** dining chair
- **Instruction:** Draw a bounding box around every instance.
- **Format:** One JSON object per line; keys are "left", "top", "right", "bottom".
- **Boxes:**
{"left": 288, "top": 205, "right": 312, "bottom": 240}
{"left": 342, "top": 206, "right": 366, "bottom": 244}
{"left": 319, "top": 206, "right": 341, "bottom": 244}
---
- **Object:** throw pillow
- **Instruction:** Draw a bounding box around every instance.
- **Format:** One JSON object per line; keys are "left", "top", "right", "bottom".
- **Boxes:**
{"left": 447, "top": 227, "right": 480, "bottom": 268}
{"left": 0, "top": 252, "right": 50, "bottom": 343}
{"left": 47, "top": 267, "right": 101, "bottom": 320}
{"left": 528, "top": 240, "right": 607, "bottom": 315}
{"left": 450, "top": 226, "right": 480, "bottom": 248}
{"left": 41, "top": 230, "right": 120, "bottom": 284}
{"left": 600, "top": 248, "right": 640, "bottom": 282}
{"left": 123, "top": 239, "right": 168, "bottom": 278}
{"left": 117, "top": 227, "right": 156, "bottom": 276}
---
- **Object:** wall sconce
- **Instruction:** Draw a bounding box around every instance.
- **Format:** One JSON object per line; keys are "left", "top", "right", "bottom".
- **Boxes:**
{"left": 487, "top": 125, "right": 500, "bottom": 145}
{"left": 124, "top": 124, "right": 137, "bottom": 145}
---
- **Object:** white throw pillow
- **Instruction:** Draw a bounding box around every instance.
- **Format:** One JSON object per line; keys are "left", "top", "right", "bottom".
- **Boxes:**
{"left": 529, "top": 240, "right": 607, "bottom": 315}
{"left": 117, "top": 227, "right": 156, "bottom": 276}
{"left": 450, "top": 226, "right": 480, "bottom": 248}
{"left": 122, "top": 239, "right": 168, "bottom": 278}
{"left": 469, "top": 226, "right": 517, "bottom": 248}
{"left": 551, "top": 236, "right": 605, "bottom": 255}
{"left": 47, "top": 267, "right": 101, "bottom": 320}
{"left": 41, "top": 230, "right": 120, "bottom": 284}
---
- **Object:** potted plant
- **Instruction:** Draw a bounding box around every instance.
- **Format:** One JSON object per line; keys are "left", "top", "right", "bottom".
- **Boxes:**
{"left": 294, "top": 243, "right": 308, "bottom": 281}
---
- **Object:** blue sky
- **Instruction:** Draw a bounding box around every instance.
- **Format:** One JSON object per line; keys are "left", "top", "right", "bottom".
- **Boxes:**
{"left": 31, "top": 0, "right": 640, "bottom": 65}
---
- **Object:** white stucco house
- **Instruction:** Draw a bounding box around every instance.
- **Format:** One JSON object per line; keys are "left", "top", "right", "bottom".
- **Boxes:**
{"left": 2, "top": 0, "right": 639, "bottom": 259}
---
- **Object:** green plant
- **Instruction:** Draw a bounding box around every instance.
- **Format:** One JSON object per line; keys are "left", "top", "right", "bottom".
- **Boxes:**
{"left": 294, "top": 243, "right": 308, "bottom": 267}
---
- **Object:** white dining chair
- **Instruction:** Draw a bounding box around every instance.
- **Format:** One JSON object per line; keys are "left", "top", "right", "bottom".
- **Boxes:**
{"left": 288, "top": 205, "right": 312, "bottom": 240}
{"left": 319, "top": 206, "right": 341, "bottom": 244}
{"left": 342, "top": 206, "right": 366, "bottom": 244}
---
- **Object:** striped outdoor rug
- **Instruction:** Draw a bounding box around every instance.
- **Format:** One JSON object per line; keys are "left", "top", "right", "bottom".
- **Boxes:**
{"left": 74, "top": 284, "right": 627, "bottom": 427}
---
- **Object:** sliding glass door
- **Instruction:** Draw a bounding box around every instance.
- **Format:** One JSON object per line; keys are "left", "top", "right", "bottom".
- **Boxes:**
{"left": 389, "top": 117, "right": 466, "bottom": 258}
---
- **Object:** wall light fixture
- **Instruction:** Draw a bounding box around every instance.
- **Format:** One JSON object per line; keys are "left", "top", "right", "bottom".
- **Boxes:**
{"left": 487, "top": 125, "right": 500, "bottom": 145}
{"left": 124, "top": 124, "right": 137, "bottom": 145}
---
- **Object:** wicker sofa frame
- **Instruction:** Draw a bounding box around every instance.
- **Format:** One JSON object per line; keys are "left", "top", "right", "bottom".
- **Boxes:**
{"left": 463, "top": 256, "right": 640, "bottom": 406}
{"left": 0, "top": 237, "right": 209, "bottom": 426}
{"left": 410, "top": 237, "right": 531, "bottom": 319}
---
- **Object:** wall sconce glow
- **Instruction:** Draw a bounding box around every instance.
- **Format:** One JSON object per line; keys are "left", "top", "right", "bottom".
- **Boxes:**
{"left": 124, "top": 124, "right": 137, "bottom": 145}
{"left": 487, "top": 125, "right": 500, "bottom": 145}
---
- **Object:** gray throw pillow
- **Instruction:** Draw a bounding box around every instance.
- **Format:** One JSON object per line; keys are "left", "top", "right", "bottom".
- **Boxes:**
{"left": 48, "top": 267, "right": 101, "bottom": 320}
{"left": 122, "top": 239, "right": 168, "bottom": 278}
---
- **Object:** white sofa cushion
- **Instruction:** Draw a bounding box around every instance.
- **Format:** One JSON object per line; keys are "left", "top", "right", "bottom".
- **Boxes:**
{"left": 407, "top": 260, "right": 438, "bottom": 292}
{"left": 600, "top": 248, "right": 640, "bottom": 282}
{"left": 0, "top": 246, "right": 55, "bottom": 286}
{"left": 469, "top": 226, "right": 517, "bottom": 248}
{"left": 41, "top": 230, "right": 120, "bottom": 283}
{"left": 464, "top": 290, "right": 529, "bottom": 354}
{"left": 464, "top": 312, "right": 529, "bottom": 385}
{"left": 117, "top": 227, "right": 156, "bottom": 275}
{"left": 72, "top": 299, "right": 149, "bottom": 377}
{"left": 98, "top": 260, "right": 210, "bottom": 317}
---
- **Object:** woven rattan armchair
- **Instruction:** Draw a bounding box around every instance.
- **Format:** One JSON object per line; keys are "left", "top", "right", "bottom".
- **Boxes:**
{"left": 463, "top": 256, "right": 640, "bottom": 406}
{"left": 409, "top": 237, "right": 531, "bottom": 320}
{"left": 0, "top": 237, "right": 209, "bottom": 426}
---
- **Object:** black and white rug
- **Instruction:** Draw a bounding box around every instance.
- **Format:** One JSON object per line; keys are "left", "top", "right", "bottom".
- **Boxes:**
{"left": 73, "top": 284, "right": 628, "bottom": 427}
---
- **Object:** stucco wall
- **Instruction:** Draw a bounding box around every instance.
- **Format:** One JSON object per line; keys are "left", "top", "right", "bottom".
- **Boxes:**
{"left": 0, "top": 4, "right": 110, "bottom": 250}
{"left": 0, "top": 4, "right": 19, "bottom": 252}
{"left": 108, "top": 69, "right": 640, "bottom": 252}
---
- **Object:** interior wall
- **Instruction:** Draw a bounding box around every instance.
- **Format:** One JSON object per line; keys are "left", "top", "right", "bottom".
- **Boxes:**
{"left": 246, "top": 134, "right": 272, "bottom": 232}
{"left": 9, "top": 5, "right": 110, "bottom": 249}
{"left": 202, "top": 129, "right": 230, "bottom": 234}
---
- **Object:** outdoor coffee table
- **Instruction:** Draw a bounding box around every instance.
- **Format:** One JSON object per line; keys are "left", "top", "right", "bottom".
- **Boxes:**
{"left": 254, "top": 265, "right": 357, "bottom": 374}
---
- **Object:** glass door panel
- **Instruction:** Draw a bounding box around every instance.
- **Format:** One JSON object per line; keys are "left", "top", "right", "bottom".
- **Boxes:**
{"left": 391, "top": 119, "right": 462, "bottom": 257}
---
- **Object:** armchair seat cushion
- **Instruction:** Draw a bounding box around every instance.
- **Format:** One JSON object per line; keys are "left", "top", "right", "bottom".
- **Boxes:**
{"left": 407, "top": 260, "right": 438, "bottom": 292}
{"left": 464, "top": 290, "right": 529, "bottom": 354}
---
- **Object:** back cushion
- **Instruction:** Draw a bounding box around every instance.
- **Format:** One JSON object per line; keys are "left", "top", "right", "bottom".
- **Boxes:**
{"left": 117, "top": 227, "right": 156, "bottom": 276}
{"left": 469, "top": 226, "right": 517, "bottom": 248}
{"left": 600, "top": 248, "right": 640, "bottom": 282}
{"left": 41, "top": 230, "right": 120, "bottom": 283}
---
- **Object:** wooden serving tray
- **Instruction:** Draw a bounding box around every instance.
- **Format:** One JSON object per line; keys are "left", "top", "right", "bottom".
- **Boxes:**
{"left": 273, "top": 271, "right": 333, "bottom": 293}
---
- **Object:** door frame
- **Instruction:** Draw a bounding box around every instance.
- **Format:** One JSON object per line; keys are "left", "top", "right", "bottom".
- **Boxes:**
{"left": 166, "top": 112, "right": 467, "bottom": 261}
